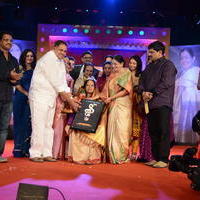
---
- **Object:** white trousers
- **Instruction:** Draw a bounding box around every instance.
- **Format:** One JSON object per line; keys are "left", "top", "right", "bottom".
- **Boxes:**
{"left": 29, "top": 99, "right": 56, "bottom": 158}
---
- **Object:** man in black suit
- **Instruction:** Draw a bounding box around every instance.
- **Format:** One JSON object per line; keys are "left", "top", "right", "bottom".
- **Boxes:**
{"left": 0, "top": 31, "right": 22, "bottom": 163}
{"left": 69, "top": 51, "right": 99, "bottom": 81}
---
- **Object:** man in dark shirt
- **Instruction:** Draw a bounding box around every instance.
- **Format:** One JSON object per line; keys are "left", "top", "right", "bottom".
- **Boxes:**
{"left": 139, "top": 41, "right": 177, "bottom": 168}
{"left": 0, "top": 31, "right": 22, "bottom": 163}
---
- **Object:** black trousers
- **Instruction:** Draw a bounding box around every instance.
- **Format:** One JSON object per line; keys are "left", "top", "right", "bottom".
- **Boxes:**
{"left": 147, "top": 106, "right": 171, "bottom": 163}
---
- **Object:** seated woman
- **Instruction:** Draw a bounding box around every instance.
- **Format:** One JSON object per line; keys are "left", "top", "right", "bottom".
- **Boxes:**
{"left": 73, "top": 63, "right": 95, "bottom": 95}
{"left": 67, "top": 79, "right": 107, "bottom": 165}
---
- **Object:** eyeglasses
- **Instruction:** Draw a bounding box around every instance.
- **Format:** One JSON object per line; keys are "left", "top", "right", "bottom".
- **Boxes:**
{"left": 83, "top": 56, "right": 92, "bottom": 59}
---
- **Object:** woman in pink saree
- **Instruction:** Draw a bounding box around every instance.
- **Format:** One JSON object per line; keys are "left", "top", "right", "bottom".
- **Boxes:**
{"left": 52, "top": 57, "right": 74, "bottom": 159}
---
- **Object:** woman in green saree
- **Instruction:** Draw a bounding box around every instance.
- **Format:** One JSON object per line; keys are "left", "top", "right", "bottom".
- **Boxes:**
{"left": 103, "top": 55, "right": 133, "bottom": 164}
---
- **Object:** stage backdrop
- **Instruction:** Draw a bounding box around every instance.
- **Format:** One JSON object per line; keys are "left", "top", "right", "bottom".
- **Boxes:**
{"left": 170, "top": 45, "right": 200, "bottom": 144}
{"left": 37, "top": 24, "right": 170, "bottom": 69}
{"left": 10, "top": 40, "right": 36, "bottom": 61}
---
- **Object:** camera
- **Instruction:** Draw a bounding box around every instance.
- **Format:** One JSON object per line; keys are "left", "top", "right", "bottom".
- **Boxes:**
{"left": 168, "top": 147, "right": 200, "bottom": 191}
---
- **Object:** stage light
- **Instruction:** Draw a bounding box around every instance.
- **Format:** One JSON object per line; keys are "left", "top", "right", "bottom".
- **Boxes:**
{"left": 95, "top": 29, "right": 101, "bottom": 34}
{"left": 85, "top": 9, "right": 89, "bottom": 12}
{"left": 162, "top": 31, "right": 167, "bottom": 36}
{"left": 40, "top": 48, "right": 44, "bottom": 52}
{"left": 84, "top": 29, "right": 89, "bottom": 34}
{"left": 128, "top": 30, "right": 133, "bottom": 35}
{"left": 106, "top": 29, "right": 111, "bottom": 34}
{"left": 139, "top": 30, "right": 145, "bottom": 36}
{"left": 92, "top": 10, "right": 99, "bottom": 13}
{"left": 117, "top": 30, "right": 123, "bottom": 35}
{"left": 40, "top": 37, "right": 45, "bottom": 42}
{"left": 73, "top": 28, "right": 79, "bottom": 33}
{"left": 62, "top": 28, "right": 68, "bottom": 33}
{"left": 152, "top": 11, "right": 156, "bottom": 14}
{"left": 54, "top": 7, "right": 58, "bottom": 10}
{"left": 120, "top": 11, "right": 123, "bottom": 14}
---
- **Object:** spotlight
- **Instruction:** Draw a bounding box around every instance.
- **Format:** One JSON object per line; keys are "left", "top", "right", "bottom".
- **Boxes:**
{"left": 85, "top": 9, "right": 89, "bottom": 12}
{"left": 120, "top": 11, "right": 123, "bottom": 14}
{"left": 95, "top": 29, "right": 101, "bottom": 34}
{"left": 84, "top": 29, "right": 89, "bottom": 34}
{"left": 73, "top": 28, "right": 79, "bottom": 33}
{"left": 62, "top": 28, "right": 68, "bottom": 33}
{"left": 106, "top": 29, "right": 111, "bottom": 34}
{"left": 117, "top": 30, "right": 123, "bottom": 34}
{"left": 128, "top": 30, "right": 133, "bottom": 35}
{"left": 76, "top": 9, "right": 82, "bottom": 13}
{"left": 139, "top": 30, "right": 145, "bottom": 36}
{"left": 54, "top": 7, "right": 58, "bottom": 10}
{"left": 92, "top": 10, "right": 99, "bottom": 13}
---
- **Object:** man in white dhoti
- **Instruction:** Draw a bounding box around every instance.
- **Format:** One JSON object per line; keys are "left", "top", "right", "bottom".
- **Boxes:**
{"left": 29, "top": 40, "right": 79, "bottom": 162}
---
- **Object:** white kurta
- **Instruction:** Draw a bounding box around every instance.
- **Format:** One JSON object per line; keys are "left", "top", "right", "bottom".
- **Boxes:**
{"left": 29, "top": 50, "right": 70, "bottom": 158}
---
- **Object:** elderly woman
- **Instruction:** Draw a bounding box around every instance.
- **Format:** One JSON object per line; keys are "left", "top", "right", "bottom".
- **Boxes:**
{"left": 68, "top": 79, "right": 107, "bottom": 164}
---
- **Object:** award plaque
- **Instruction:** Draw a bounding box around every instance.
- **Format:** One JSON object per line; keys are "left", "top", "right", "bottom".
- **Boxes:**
{"left": 71, "top": 99, "right": 105, "bottom": 133}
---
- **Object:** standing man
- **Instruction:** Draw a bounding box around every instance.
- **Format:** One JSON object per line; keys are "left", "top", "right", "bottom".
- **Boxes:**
{"left": 0, "top": 31, "right": 22, "bottom": 163}
{"left": 29, "top": 40, "right": 79, "bottom": 162}
{"left": 139, "top": 41, "right": 177, "bottom": 168}
{"left": 69, "top": 51, "right": 99, "bottom": 81}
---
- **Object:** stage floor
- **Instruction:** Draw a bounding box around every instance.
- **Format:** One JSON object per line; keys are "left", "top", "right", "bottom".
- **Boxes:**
{"left": 0, "top": 140, "right": 199, "bottom": 200}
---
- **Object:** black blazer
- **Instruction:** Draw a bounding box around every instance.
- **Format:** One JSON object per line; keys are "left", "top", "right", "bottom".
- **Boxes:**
{"left": 69, "top": 64, "right": 99, "bottom": 81}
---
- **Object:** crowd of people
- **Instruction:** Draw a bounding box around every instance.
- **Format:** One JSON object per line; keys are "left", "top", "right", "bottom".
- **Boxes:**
{"left": 0, "top": 31, "right": 199, "bottom": 167}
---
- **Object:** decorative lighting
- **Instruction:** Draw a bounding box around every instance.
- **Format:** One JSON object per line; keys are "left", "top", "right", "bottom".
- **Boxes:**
{"left": 139, "top": 30, "right": 145, "bottom": 36}
{"left": 62, "top": 28, "right": 68, "bottom": 33}
{"left": 128, "top": 30, "right": 133, "bottom": 35}
{"left": 40, "top": 37, "right": 45, "bottom": 42}
{"left": 106, "top": 29, "right": 111, "bottom": 34}
{"left": 117, "top": 30, "right": 123, "bottom": 34}
{"left": 95, "top": 29, "right": 101, "bottom": 34}
{"left": 84, "top": 29, "right": 89, "bottom": 34}
{"left": 73, "top": 28, "right": 79, "bottom": 33}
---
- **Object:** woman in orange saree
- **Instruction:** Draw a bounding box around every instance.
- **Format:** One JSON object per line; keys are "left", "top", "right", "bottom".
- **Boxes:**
{"left": 103, "top": 55, "right": 133, "bottom": 164}
{"left": 68, "top": 79, "right": 107, "bottom": 164}
{"left": 128, "top": 55, "right": 143, "bottom": 160}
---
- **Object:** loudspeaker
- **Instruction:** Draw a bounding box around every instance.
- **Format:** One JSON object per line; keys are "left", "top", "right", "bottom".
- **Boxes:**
{"left": 16, "top": 183, "right": 49, "bottom": 200}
